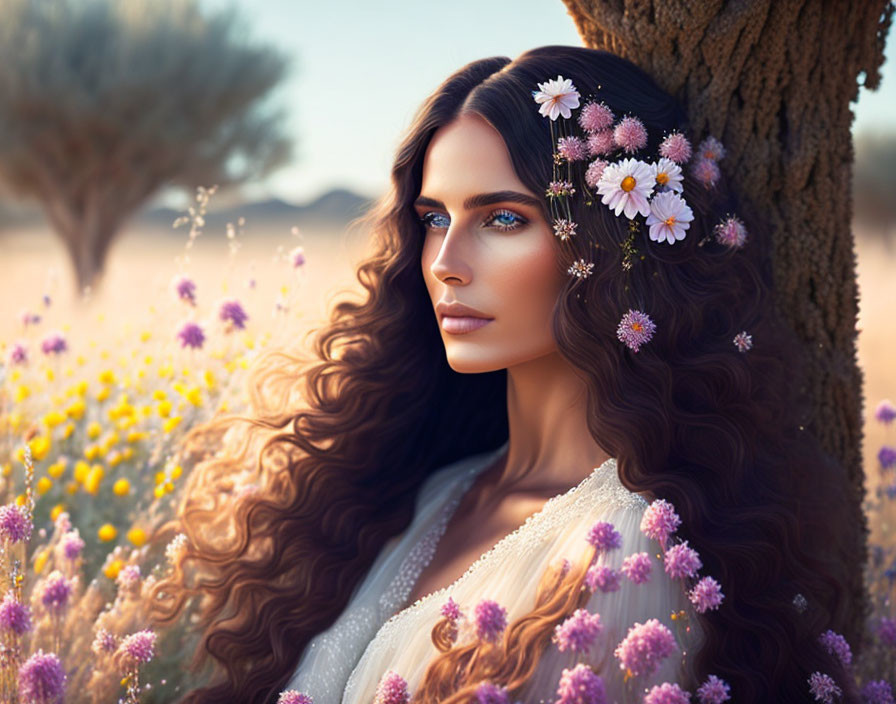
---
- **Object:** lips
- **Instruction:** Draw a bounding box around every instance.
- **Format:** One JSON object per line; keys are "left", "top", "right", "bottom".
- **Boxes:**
{"left": 440, "top": 315, "right": 492, "bottom": 334}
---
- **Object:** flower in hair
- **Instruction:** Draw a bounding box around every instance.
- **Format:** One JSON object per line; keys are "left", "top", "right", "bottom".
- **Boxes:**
{"left": 620, "top": 552, "right": 652, "bottom": 584}
{"left": 697, "top": 136, "right": 726, "bottom": 162}
{"left": 473, "top": 598, "right": 507, "bottom": 643}
{"left": 688, "top": 575, "right": 724, "bottom": 613}
{"left": 733, "top": 331, "right": 753, "bottom": 352}
{"left": 614, "top": 618, "right": 677, "bottom": 677}
{"left": 596, "top": 158, "right": 656, "bottom": 219}
{"left": 691, "top": 157, "right": 721, "bottom": 188}
{"left": 696, "top": 675, "right": 732, "bottom": 704}
{"left": 652, "top": 157, "right": 684, "bottom": 193}
{"left": 557, "top": 135, "right": 588, "bottom": 161}
{"left": 532, "top": 75, "right": 580, "bottom": 120}
{"left": 586, "top": 521, "right": 623, "bottom": 553}
{"left": 585, "top": 564, "right": 622, "bottom": 593}
{"left": 546, "top": 180, "right": 576, "bottom": 198}
{"left": 474, "top": 682, "right": 510, "bottom": 704}
{"left": 439, "top": 596, "right": 461, "bottom": 622}
{"left": 807, "top": 671, "right": 841, "bottom": 704}
{"left": 818, "top": 629, "right": 852, "bottom": 667}
{"left": 663, "top": 540, "right": 702, "bottom": 579}
{"left": 714, "top": 215, "right": 748, "bottom": 248}
{"left": 645, "top": 191, "right": 694, "bottom": 245}
{"left": 616, "top": 309, "right": 657, "bottom": 353}
{"left": 644, "top": 682, "right": 690, "bottom": 704}
{"left": 585, "top": 159, "right": 609, "bottom": 189}
{"left": 552, "top": 218, "right": 579, "bottom": 241}
{"left": 579, "top": 101, "right": 615, "bottom": 132}
{"left": 659, "top": 131, "right": 693, "bottom": 164}
{"left": 553, "top": 608, "right": 603, "bottom": 653}
{"left": 587, "top": 129, "right": 616, "bottom": 157}
{"left": 613, "top": 115, "right": 649, "bottom": 154}
{"left": 555, "top": 664, "right": 607, "bottom": 704}
{"left": 640, "top": 498, "right": 681, "bottom": 548}
{"left": 568, "top": 258, "right": 594, "bottom": 280}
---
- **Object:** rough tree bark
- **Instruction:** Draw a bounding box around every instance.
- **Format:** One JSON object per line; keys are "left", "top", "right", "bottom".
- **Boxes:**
{"left": 560, "top": 0, "right": 893, "bottom": 659}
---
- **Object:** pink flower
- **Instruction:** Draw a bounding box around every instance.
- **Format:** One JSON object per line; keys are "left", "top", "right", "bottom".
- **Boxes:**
{"left": 7, "top": 342, "right": 28, "bottom": 366}
{"left": 875, "top": 400, "right": 896, "bottom": 425}
{"left": 644, "top": 682, "right": 691, "bottom": 704}
{"left": 17, "top": 650, "right": 66, "bottom": 704}
{"left": 733, "top": 331, "right": 753, "bottom": 353}
{"left": 586, "top": 521, "right": 622, "bottom": 553}
{"left": 40, "top": 331, "right": 67, "bottom": 356}
{"left": 374, "top": 670, "right": 409, "bottom": 704}
{"left": 616, "top": 309, "right": 657, "bottom": 354}
{"left": 552, "top": 218, "right": 579, "bottom": 242}
{"left": 596, "top": 158, "right": 655, "bottom": 219}
{"left": 277, "top": 692, "right": 313, "bottom": 704}
{"left": 61, "top": 531, "right": 85, "bottom": 561}
{"left": 117, "top": 565, "right": 142, "bottom": 590}
{"left": 691, "top": 158, "right": 721, "bottom": 188}
{"left": 659, "top": 132, "right": 693, "bottom": 164}
{"left": 289, "top": 246, "right": 306, "bottom": 268}
{"left": 117, "top": 629, "right": 157, "bottom": 667}
{"left": 697, "top": 136, "right": 726, "bottom": 162}
{"left": 613, "top": 618, "right": 677, "bottom": 677}
{"left": 696, "top": 674, "right": 731, "bottom": 703}
{"left": 713, "top": 215, "right": 748, "bottom": 248}
{"left": 91, "top": 628, "right": 118, "bottom": 655}
{"left": 440, "top": 596, "right": 461, "bottom": 622}
{"left": 552, "top": 608, "right": 603, "bottom": 654}
{"left": 557, "top": 136, "right": 588, "bottom": 162}
{"left": 555, "top": 663, "right": 607, "bottom": 704}
{"left": 40, "top": 572, "right": 72, "bottom": 614}
{"left": 664, "top": 541, "right": 702, "bottom": 579}
{"left": 587, "top": 129, "right": 616, "bottom": 157}
{"left": 584, "top": 564, "right": 622, "bottom": 593}
{"left": 475, "top": 681, "right": 509, "bottom": 704}
{"left": 688, "top": 576, "right": 724, "bottom": 613}
{"left": 546, "top": 180, "right": 576, "bottom": 198}
{"left": 645, "top": 191, "right": 693, "bottom": 245}
{"left": 807, "top": 671, "right": 841, "bottom": 703}
{"left": 621, "top": 552, "right": 652, "bottom": 584}
{"left": 532, "top": 76, "right": 581, "bottom": 121}
{"left": 474, "top": 599, "right": 507, "bottom": 643}
{"left": 585, "top": 159, "right": 609, "bottom": 189}
{"left": 0, "top": 592, "right": 32, "bottom": 636}
{"left": 640, "top": 499, "right": 681, "bottom": 549}
{"left": 578, "top": 101, "right": 614, "bottom": 132}
{"left": 0, "top": 504, "right": 33, "bottom": 544}
{"left": 613, "top": 116, "right": 648, "bottom": 154}
{"left": 818, "top": 629, "right": 852, "bottom": 667}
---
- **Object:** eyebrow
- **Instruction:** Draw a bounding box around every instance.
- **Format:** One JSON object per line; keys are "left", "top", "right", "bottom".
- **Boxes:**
{"left": 413, "top": 190, "right": 542, "bottom": 211}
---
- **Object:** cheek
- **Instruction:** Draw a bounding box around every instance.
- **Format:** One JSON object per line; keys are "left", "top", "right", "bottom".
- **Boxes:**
{"left": 497, "top": 235, "right": 565, "bottom": 321}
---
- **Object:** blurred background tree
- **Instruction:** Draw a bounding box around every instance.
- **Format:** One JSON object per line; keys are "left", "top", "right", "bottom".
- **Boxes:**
{"left": 0, "top": 0, "right": 293, "bottom": 297}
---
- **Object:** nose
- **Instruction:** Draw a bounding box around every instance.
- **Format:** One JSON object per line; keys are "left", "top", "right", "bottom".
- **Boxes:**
{"left": 428, "top": 224, "right": 472, "bottom": 286}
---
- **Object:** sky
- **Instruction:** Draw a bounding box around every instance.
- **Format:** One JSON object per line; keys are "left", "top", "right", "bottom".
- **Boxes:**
{"left": 190, "top": 0, "right": 896, "bottom": 207}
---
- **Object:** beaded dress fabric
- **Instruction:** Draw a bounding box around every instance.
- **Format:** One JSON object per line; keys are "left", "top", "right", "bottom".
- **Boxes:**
{"left": 285, "top": 440, "right": 705, "bottom": 703}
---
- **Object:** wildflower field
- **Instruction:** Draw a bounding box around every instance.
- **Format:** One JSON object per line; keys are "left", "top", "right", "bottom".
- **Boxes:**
{"left": 0, "top": 192, "right": 894, "bottom": 702}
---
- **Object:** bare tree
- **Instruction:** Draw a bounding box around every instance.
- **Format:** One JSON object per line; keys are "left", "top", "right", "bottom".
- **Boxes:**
{"left": 0, "top": 0, "right": 293, "bottom": 296}
{"left": 561, "top": 0, "right": 893, "bottom": 659}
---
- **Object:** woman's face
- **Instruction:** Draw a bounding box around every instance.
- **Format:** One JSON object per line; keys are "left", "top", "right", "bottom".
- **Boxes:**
{"left": 417, "top": 112, "right": 567, "bottom": 374}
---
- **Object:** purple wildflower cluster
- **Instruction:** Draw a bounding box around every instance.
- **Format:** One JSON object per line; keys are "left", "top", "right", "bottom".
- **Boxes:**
{"left": 40, "top": 331, "right": 67, "bottom": 356}
{"left": 807, "top": 671, "right": 841, "bottom": 703}
{"left": 552, "top": 608, "right": 603, "bottom": 654}
{"left": 18, "top": 650, "right": 66, "bottom": 704}
{"left": 440, "top": 596, "right": 461, "bottom": 622}
{"left": 40, "top": 571, "right": 73, "bottom": 614}
{"left": 176, "top": 320, "right": 205, "bottom": 350}
{"left": 644, "top": 682, "right": 691, "bottom": 704}
{"left": 218, "top": 298, "right": 249, "bottom": 331}
{"left": 373, "top": 670, "right": 409, "bottom": 704}
{"left": 173, "top": 275, "right": 197, "bottom": 305}
{"left": 613, "top": 618, "right": 677, "bottom": 677}
{"left": 554, "top": 663, "right": 606, "bottom": 704}
{"left": 664, "top": 541, "right": 702, "bottom": 580}
{"left": 817, "top": 629, "right": 852, "bottom": 667}
{"left": 0, "top": 503, "right": 33, "bottom": 544}
{"left": 117, "top": 629, "right": 157, "bottom": 668}
{"left": 640, "top": 499, "right": 681, "bottom": 549}
{"left": 860, "top": 680, "right": 895, "bottom": 704}
{"left": 875, "top": 400, "right": 896, "bottom": 425}
{"left": 474, "top": 598, "right": 508, "bottom": 643}
{"left": 584, "top": 564, "right": 621, "bottom": 593}
{"left": 475, "top": 681, "right": 510, "bottom": 704}
{"left": 0, "top": 591, "right": 32, "bottom": 636}
{"left": 695, "top": 674, "right": 731, "bottom": 703}
{"left": 277, "top": 692, "right": 314, "bottom": 704}
{"left": 586, "top": 521, "right": 622, "bottom": 553}
{"left": 620, "top": 552, "right": 652, "bottom": 584}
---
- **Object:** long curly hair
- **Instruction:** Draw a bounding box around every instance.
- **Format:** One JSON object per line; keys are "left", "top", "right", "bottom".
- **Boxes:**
{"left": 147, "top": 45, "right": 861, "bottom": 703}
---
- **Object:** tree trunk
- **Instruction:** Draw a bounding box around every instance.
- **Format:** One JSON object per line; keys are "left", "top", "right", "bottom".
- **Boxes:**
{"left": 561, "top": 0, "right": 892, "bottom": 658}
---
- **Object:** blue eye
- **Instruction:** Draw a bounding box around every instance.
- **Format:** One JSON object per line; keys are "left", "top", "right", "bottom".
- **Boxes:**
{"left": 417, "top": 208, "right": 528, "bottom": 233}
{"left": 418, "top": 211, "right": 450, "bottom": 230}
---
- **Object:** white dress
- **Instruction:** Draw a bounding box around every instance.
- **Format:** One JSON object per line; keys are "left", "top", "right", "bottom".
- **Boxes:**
{"left": 285, "top": 440, "right": 706, "bottom": 703}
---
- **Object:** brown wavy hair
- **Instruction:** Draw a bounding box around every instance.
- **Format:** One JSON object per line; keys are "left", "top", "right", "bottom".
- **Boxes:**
{"left": 147, "top": 45, "right": 862, "bottom": 702}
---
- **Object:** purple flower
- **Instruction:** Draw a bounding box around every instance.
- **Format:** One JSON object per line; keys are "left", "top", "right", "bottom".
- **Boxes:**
{"left": 584, "top": 564, "right": 622, "bottom": 593}
{"left": 40, "top": 331, "right": 67, "bottom": 356}
{"left": 277, "top": 692, "right": 314, "bottom": 704}
{"left": 664, "top": 541, "right": 702, "bottom": 579}
{"left": 860, "top": 680, "right": 895, "bottom": 704}
{"left": 61, "top": 531, "right": 85, "bottom": 561}
{"left": 875, "top": 400, "right": 896, "bottom": 425}
{"left": 0, "top": 592, "right": 32, "bottom": 635}
{"left": 474, "top": 598, "right": 507, "bottom": 643}
{"left": 621, "top": 552, "right": 652, "bottom": 584}
{"left": 0, "top": 504, "right": 33, "bottom": 544}
{"left": 40, "top": 571, "right": 72, "bottom": 614}
{"left": 807, "top": 671, "right": 841, "bottom": 703}
{"left": 176, "top": 321, "right": 205, "bottom": 350}
{"left": 7, "top": 342, "right": 28, "bottom": 366}
{"left": 732, "top": 330, "right": 753, "bottom": 353}
{"left": 688, "top": 576, "right": 724, "bottom": 613}
{"left": 555, "top": 663, "right": 607, "bottom": 704}
{"left": 173, "top": 275, "right": 197, "bottom": 305}
{"left": 616, "top": 309, "right": 657, "bottom": 353}
{"left": 118, "top": 629, "right": 157, "bottom": 667}
{"left": 21, "top": 310, "right": 41, "bottom": 326}
{"left": 818, "top": 629, "right": 852, "bottom": 667}
{"left": 475, "top": 681, "right": 509, "bottom": 704}
{"left": 696, "top": 674, "right": 731, "bottom": 703}
{"left": 613, "top": 618, "right": 677, "bottom": 678}
{"left": 91, "top": 628, "right": 117, "bottom": 655}
{"left": 42, "top": 294, "right": 51, "bottom": 307}
{"left": 644, "top": 682, "right": 691, "bottom": 704}
{"left": 373, "top": 670, "right": 409, "bottom": 704}
{"left": 586, "top": 521, "right": 622, "bottom": 553}
{"left": 218, "top": 298, "right": 249, "bottom": 331}
{"left": 552, "top": 608, "right": 603, "bottom": 654}
{"left": 117, "top": 564, "right": 142, "bottom": 589}
{"left": 640, "top": 499, "right": 681, "bottom": 549}
{"left": 289, "top": 246, "right": 306, "bottom": 268}
{"left": 879, "top": 446, "right": 896, "bottom": 472}
{"left": 878, "top": 617, "right": 896, "bottom": 647}
{"left": 18, "top": 650, "right": 66, "bottom": 704}
{"left": 440, "top": 596, "right": 461, "bottom": 622}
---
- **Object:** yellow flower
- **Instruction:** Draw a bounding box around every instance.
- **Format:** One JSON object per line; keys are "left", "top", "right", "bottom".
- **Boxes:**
{"left": 185, "top": 386, "right": 203, "bottom": 407}
{"left": 140, "top": 331, "right": 152, "bottom": 343}
{"left": 127, "top": 527, "right": 147, "bottom": 547}
{"left": 98, "top": 370, "right": 116, "bottom": 385}
{"left": 170, "top": 465, "right": 183, "bottom": 479}
{"left": 101, "top": 431, "right": 120, "bottom": 449}
{"left": 87, "top": 421, "right": 102, "bottom": 440}
{"left": 50, "top": 504, "right": 65, "bottom": 521}
{"left": 157, "top": 400, "right": 172, "bottom": 418}
{"left": 62, "top": 423, "right": 74, "bottom": 440}
{"left": 152, "top": 389, "right": 167, "bottom": 401}
{"left": 73, "top": 460, "right": 89, "bottom": 483}
{"left": 43, "top": 410, "right": 66, "bottom": 429}
{"left": 66, "top": 482, "right": 79, "bottom": 495}
{"left": 7, "top": 411, "right": 23, "bottom": 432}
{"left": 121, "top": 447, "right": 135, "bottom": 461}
{"left": 34, "top": 549, "right": 50, "bottom": 575}
{"left": 103, "top": 558, "right": 123, "bottom": 579}
{"left": 64, "top": 367, "right": 74, "bottom": 378}
{"left": 172, "top": 381, "right": 186, "bottom": 395}
{"left": 140, "top": 404, "right": 154, "bottom": 418}
{"left": 107, "top": 450, "right": 122, "bottom": 467}
{"left": 14, "top": 385, "right": 30, "bottom": 403}
{"left": 158, "top": 364, "right": 174, "bottom": 379}
{"left": 76, "top": 355, "right": 87, "bottom": 367}
{"left": 163, "top": 481, "right": 175, "bottom": 493}
{"left": 98, "top": 524, "right": 117, "bottom": 542}
{"left": 84, "top": 465, "right": 104, "bottom": 495}
{"left": 154, "top": 471, "right": 166, "bottom": 486}
{"left": 1, "top": 463, "right": 11, "bottom": 478}
{"left": 15, "top": 494, "right": 25, "bottom": 506}
{"left": 48, "top": 462, "right": 65, "bottom": 479}
{"left": 84, "top": 444, "right": 100, "bottom": 461}
{"left": 75, "top": 380, "right": 88, "bottom": 396}
{"left": 45, "top": 368, "right": 55, "bottom": 382}
{"left": 96, "top": 386, "right": 111, "bottom": 402}
{"left": 126, "top": 431, "right": 147, "bottom": 443}
{"left": 36, "top": 477, "right": 53, "bottom": 495}
{"left": 163, "top": 416, "right": 182, "bottom": 433}
{"left": 203, "top": 370, "right": 216, "bottom": 389}
{"left": 153, "top": 484, "right": 166, "bottom": 499}
{"left": 30, "top": 435, "right": 51, "bottom": 462}
{"left": 10, "top": 368, "right": 22, "bottom": 382}
{"left": 113, "top": 478, "right": 130, "bottom": 496}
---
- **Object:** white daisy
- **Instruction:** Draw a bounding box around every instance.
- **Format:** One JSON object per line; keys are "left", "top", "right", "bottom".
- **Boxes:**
{"left": 532, "top": 75, "right": 581, "bottom": 121}
{"left": 645, "top": 191, "right": 694, "bottom": 244}
{"left": 652, "top": 157, "right": 684, "bottom": 193}
{"left": 595, "top": 158, "right": 656, "bottom": 219}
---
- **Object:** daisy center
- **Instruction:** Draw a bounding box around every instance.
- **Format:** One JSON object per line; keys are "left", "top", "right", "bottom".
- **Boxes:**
{"left": 621, "top": 175, "right": 636, "bottom": 192}
{"left": 656, "top": 172, "right": 669, "bottom": 185}
{"left": 664, "top": 216, "right": 677, "bottom": 227}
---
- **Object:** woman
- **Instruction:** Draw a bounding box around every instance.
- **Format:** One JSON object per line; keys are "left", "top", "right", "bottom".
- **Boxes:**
{"left": 149, "top": 46, "right": 860, "bottom": 703}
